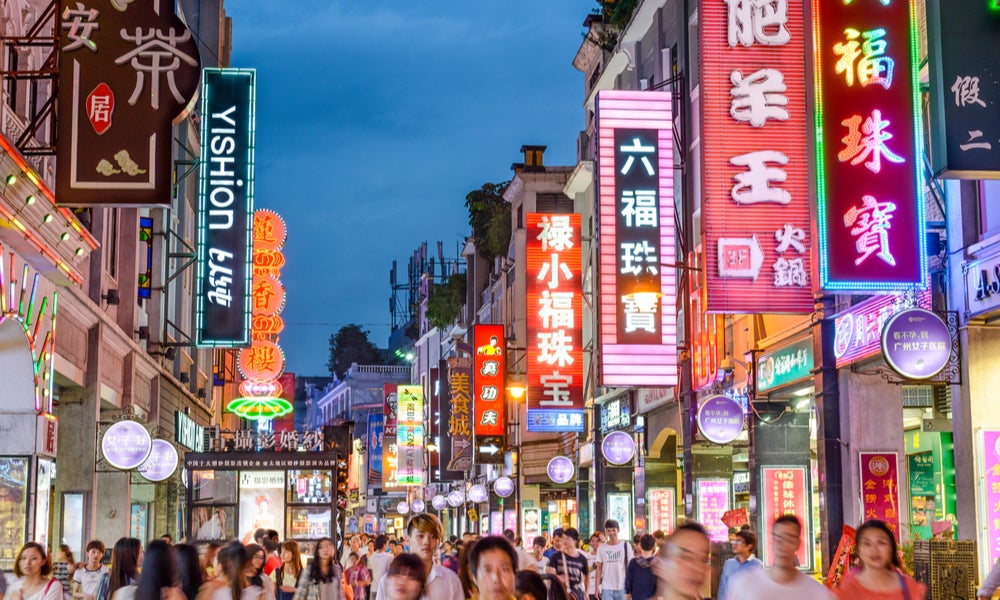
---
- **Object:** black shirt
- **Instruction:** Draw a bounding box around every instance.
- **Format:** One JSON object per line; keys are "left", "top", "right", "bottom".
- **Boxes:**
{"left": 549, "top": 551, "right": 589, "bottom": 594}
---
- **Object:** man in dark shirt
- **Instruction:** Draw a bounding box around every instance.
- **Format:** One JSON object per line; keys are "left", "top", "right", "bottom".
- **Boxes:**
{"left": 546, "top": 528, "right": 589, "bottom": 600}
{"left": 543, "top": 528, "right": 564, "bottom": 561}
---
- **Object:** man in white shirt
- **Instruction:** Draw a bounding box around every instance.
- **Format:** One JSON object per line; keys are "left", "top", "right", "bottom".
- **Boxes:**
{"left": 341, "top": 535, "right": 363, "bottom": 570}
{"left": 72, "top": 540, "right": 108, "bottom": 600}
{"left": 595, "top": 519, "right": 632, "bottom": 600}
{"left": 367, "top": 535, "right": 393, "bottom": 591}
{"left": 374, "top": 514, "right": 464, "bottom": 600}
{"left": 725, "top": 515, "right": 833, "bottom": 600}
{"left": 503, "top": 529, "right": 536, "bottom": 572}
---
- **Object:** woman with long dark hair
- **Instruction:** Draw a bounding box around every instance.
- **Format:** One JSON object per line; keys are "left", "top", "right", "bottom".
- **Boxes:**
{"left": 174, "top": 544, "right": 204, "bottom": 600}
{"left": 291, "top": 538, "right": 343, "bottom": 600}
{"left": 8, "top": 542, "right": 62, "bottom": 600}
{"left": 834, "top": 520, "right": 925, "bottom": 600}
{"left": 134, "top": 540, "right": 184, "bottom": 600}
{"left": 244, "top": 545, "right": 275, "bottom": 600}
{"left": 102, "top": 539, "right": 142, "bottom": 600}
{"left": 197, "top": 542, "right": 253, "bottom": 600}
{"left": 270, "top": 542, "right": 302, "bottom": 600}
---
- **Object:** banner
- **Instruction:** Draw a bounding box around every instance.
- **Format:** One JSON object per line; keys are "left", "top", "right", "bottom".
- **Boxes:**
{"left": 473, "top": 325, "right": 506, "bottom": 437}
{"left": 396, "top": 385, "right": 424, "bottom": 486}
{"left": 444, "top": 347, "right": 474, "bottom": 476}
{"left": 366, "top": 414, "right": 383, "bottom": 487}
{"left": 760, "top": 466, "right": 810, "bottom": 568}
{"left": 859, "top": 452, "right": 900, "bottom": 540}
{"left": 981, "top": 430, "right": 1000, "bottom": 569}
{"left": 648, "top": 488, "right": 675, "bottom": 535}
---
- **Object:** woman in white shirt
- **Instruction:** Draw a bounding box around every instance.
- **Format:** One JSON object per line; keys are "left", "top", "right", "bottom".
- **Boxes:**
{"left": 8, "top": 542, "right": 64, "bottom": 600}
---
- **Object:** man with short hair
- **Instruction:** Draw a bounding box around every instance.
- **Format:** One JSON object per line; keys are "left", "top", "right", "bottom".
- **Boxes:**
{"left": 717, "top": 529, "right": 761, "bottom": 600}
{"left": 72, "top": 540, "right": 108, "bottom": 600}
{"left": 655, "top": 523, "right": 712, "bottom": 600}
{"left": 502, "top": 529, "right": 535, "bottom": 572}
{"left": 725, "top": 515, "right": 832, "bottom": 599}
{"left": 595, "top": 519, "right": 632, "bottom": 600}
{"left": 547, "top": 528, "right": 588, "bottom": 600}
{"left": 368, "top": 534, "right": 393, "bottom": 591}
{"left": 625, "top": 534, "right": 657, "bottom": 600}
{"left": 468, "top": 536, "right": 518, "bottom": 600}
{"left": 544, "top": 528, "right": 565, "bottom": 560}
{"left": 374, "top": 514, "right": 464, "bottom": 600}
{"left": 261, "top": 537, "right": 282, "bottom": 576}
{"left": 531, "top": 536, "right": 549, "bottom": 573}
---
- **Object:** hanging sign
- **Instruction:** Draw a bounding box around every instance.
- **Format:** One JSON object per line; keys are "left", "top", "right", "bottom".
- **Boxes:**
{"left": 601, "top": 431, "right": 635, "bottom": 466}
{"left": 473, "top": 325, "right": 506, "bottom": 437}
{"left": 547, "top": 456, "right": 575, "bottom": 484}
{"left": 494, "top": 476, "right": 515, "bottom": 498}
{"left": 834, "top": 290, "right": 932, "bottom": 367}
{"left": 880, "top": 309, "right": 951, "bottom": 379}
{"left": 431, "top": 495, "right": 447, "bottom": 511}
{"left": 395, "top": 385, "right": 424, "bottom": 486}
{"left": 102, "top": 420, "right": 152, "bottom": 470}
{"left": 697, "top": 395, "right": 745, "bottom": 445}
{"left": 468, "top": 485, "right": 488, "bottom": 504}
{"left": 447, "top": 490, "right": 465, "bottom": 508}
{"left": 411, "top": 499, "right": 425, "bottom": 514}
{"left": 137, "top": 439, "right": 179, "bottom": 482}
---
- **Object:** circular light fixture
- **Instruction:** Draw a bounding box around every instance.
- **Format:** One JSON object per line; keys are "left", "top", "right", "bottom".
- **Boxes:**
{"left": 43, "top": 214, "right": 53, "bottom": 223}
{"left": 468, "top": 484, "right": 488, "bottom": 503}
{"left": 447, "top": 490, "right": 465, "bottom": 508}
{"left": 60, "top": 232, "right": 70, "bottom": 241}
{"left": 24, "top": 194, "right": 35, "bottom": 205}
{"left": 101, "top": 420, "right": 153, "bottom": 470}
{"left": 431, "top": 495, "right": 447, "bottom": 511}
{"left": 397, "top": 501, "right": 410, "bottom": 515}
{"left": 7, "top": 174, "right": 18, "bottom": 185}
{"left": 225, "top": 396, "right": 293, "bottom": 421}
{"left": 411, "top": 499, "right": 425, "bottom": 513}
{"left": 75, "top": 248, "right": 84, "bottom": 256}
{"left": 493, "top": 476, "right": 515, "bottom": 498}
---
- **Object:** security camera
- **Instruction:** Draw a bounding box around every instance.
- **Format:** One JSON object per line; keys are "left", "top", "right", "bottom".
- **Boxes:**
{"left": 719, "top": 357, "right": 736, "bottom": 374}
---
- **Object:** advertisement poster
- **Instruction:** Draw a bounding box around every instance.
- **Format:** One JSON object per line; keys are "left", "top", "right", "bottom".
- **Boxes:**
{"left": 0, "top": 457, "right": 28, "bottom": 570}
{"left": 480, "top": 515, "right": 489, "bottom": 536}
{"left": 490, "top": 512, "right": 503, "bottom": 536}
{"left": 192, "top": 506, "right": 235, "bottom": 540}
{"left": 761, "top": 466, "right": 811, "bottom": 568}
{"left": 522, "top": 507, "right": 541, "bottom": 544}
{"left": 504, "top": 510, "right": 517, "bottom": 536}
{"left": 367, "top": 414, "right": 384, "bottom": 487}
{"left": 859, "top": 452, "right": 900, "bottom": 540}
{"left": 130, "top": 504, "right": 148, "bottom": 540}
{"left": 239, "top": 471, "right": 285, "bottom": 543}
{"left": 396, "top": 385, "right": 424, "bottom": 486}
{"left": 695, "top": 479, "right": 730, "bottom": 542}
{"left": 980, "top": 430, "right": 1000, "bottom": 569}
{"left": 607, "top": 493, "right": 634, "bottom": 540}
{"left": 648, "top": 488, "right": 675, "bottom": 535}
{"left": 34, "top": 459, "right": 52, "bottom": 547}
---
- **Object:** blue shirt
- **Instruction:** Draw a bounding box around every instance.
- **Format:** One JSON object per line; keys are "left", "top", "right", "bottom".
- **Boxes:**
{"left": 717, "top": 555, "right": 761, "bottom": 600}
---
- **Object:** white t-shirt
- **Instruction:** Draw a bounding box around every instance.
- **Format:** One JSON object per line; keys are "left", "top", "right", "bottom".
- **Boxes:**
{"left": 595, "top": 541, "right": 631, "bottom": 590}
{"left": 367, "top": 551, "right": 393, "bottom": 591}
{"left": 725, "top": 567, "right": 834, "bottom": 600}
{"left": 374, "top": 563, "right": 463, "bottom": 600}
{"left": 8, "top": 579, "right": 64, "bottom": 600}
{"left": 73, "top": 566, "right": 109, "bottom": 598}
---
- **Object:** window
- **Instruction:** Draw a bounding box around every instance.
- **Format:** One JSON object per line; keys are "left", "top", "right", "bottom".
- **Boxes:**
{"left": 979, "top": 181, "right": 1000, "bottom": 239}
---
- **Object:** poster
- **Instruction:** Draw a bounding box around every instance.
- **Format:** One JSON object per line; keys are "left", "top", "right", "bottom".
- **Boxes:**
{"left": 130, "top": 504, "right": 148, "bottom": 540}
{"left": 607, "top": 493, "right": 633, "bottom": 540}
{"left": 980, "top": 430, "right": 1000, "bottom": 569}
{"left": 504, "top": 510, "right": 517, "bottom": 537}
{"left": 490, "top": 512, "right": 503, "bottom": 536}
{"left": 760, "top": 466, "right": 811, "bottom": 568}
{"left": 695, "top": 480, "right": 730, "bottom": 542}
{"left": 859, "top": 452, "right": 900, "bottom": 540}
{"left": 192, "top": 470, "right": 238, "bottom": 503}
{"left": 192, "top": 506, "right": 235, "bottom": 540}
{"left": 34, "top": 459, "right": 52, "bottom": 547}
{"left": 239, "top": 471, "right": 285, "bottom": 543}
{"left": 0, "top": 457, "right": 28, "bottom": 570}
{"left": 648, "top": 488, "right": 675, "bottom": 535}
{"left": 523, "top": 507, "right": 541, "bottom": 544}
{"left": 288, "top": 470, "right": 332, "bottom": 504}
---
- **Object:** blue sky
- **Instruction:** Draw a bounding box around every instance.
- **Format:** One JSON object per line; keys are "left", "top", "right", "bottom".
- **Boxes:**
{"left": 227, "top": 1, "right": 588, "bottom": 376}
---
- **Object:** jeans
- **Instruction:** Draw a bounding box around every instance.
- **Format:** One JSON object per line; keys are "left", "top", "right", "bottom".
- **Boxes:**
{"left": 601, "top": 590, "right": 626, "bottom": 600}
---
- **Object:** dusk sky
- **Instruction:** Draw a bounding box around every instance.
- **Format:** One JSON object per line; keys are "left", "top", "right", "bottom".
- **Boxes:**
{"left": 226, "top": 1, "right": 588, "bottom": 376}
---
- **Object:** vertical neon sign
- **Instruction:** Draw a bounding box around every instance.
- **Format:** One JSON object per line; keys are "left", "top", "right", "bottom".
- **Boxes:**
{"left": 813, "top": 0, "right": 927, "bottom": 290}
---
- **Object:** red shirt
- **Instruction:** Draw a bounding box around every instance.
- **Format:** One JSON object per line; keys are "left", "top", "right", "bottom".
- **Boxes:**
{"left": 834, "top": 569, "right": 926, "bottom": 600}
{"left": 264, "top": 555, "right": 283, "bottom": 576}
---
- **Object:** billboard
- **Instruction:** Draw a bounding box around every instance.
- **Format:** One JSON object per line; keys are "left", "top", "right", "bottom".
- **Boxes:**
{"left": 57, "top": 0, "right": 201, "bottom": 206}
{"left": 473, "top": 325, "right": 505, "bottom": 437}
{"left": 395, "top": 385, "right": 424, "bottom": 486}
{"left": 526, "top": 213, "right": 584, "bottom": 432}
{"left": 444, "top": 345, "right": 474, "bottom": 476}
{"left": 813, "top": 0, "right": 927, "bottom": 291}
{"left": 366, "top": 414, "right": 383, "bottom": 488}
{"left": 595, "top": 90, "right": 680, "bottom": 384}
{"left": 196, "top": 69, "right": 256, "bottom": 346}
{"left": 700, "top": 0, "right": 813, "bottom": 313}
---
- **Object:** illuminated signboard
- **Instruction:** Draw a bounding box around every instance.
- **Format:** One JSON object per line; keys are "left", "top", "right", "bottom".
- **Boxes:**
{"left": 980, "top": 430, "right": 1000, "bottom": 571}
{"left": 834, "top": 290, "right": 932, "bottom": 367}
{"left": 444, "top": 343, "right": 474, "bottom": 475}
{"left": 859, "top": 452, "right": 900, "bottom": 540}
{"left": 526, "top": 213, "right": 584, "bottom": 432}
{"left": 648, "top": 488, "right": 675, "bottom": 535}
{"left": 196, "top": 69, "right": 256, "bottom": 346}
{"left": 695, "top": 479, "right": 730, "bottom": 542}
{"left": 473, "top": 325, "right": 505, "bottom": 437}
{"left": 396, "top": 385, "right": 424, "bottom": 486}
{"left": 689, "top": 247, "right": 724, "bottom": 389}
{"left": 700, "top": 0, "right": 813, "bottom": 313}
{"left": 56, "top": 0, "right": 201, "bottom": 206}
{"left": 760, "top": 466, "right": 811, "bottom": 569}
{"left": 595, "top": 90, "right": 679, "bottom": 385}
{"left": 813, "top": 0, "right": 927, "bottom": 291}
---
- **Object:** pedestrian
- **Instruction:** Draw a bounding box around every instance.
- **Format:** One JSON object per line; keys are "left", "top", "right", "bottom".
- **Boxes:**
{"left": 504, "top": 530, "right": 536, "bottom": 572}
{"left": 53, "top": 546, "right": 76, "bottom": 600}
{"left": 261, "top": 539, "right": 282, "bottom": 578}
{"left": 716, "top": 529, "right": 761, "bottom": 600}
{"left": 594, "top": 520, "right": 632, "bottom": 600}
{"left": 530, "top": 538, "right": 548, "bottom": 574}
{"left": 8, "top": 542, "right": 62, "bottom": 600}
{"left": 341, "top": 538, "right": 363, "bottom": 572}
{"left": 72, "top": 541, "right": 108, "bottom": 600}
{"left": 546, "top": 528, "right": 588, "bottom": 600}
{"left": 197, "top": 542, "right": 251, "bottom": 600}
{"left": 271, "top": 542, "right": 302, "bottom": 600}
{"left": 344, "top": 555, "right": 370, "bottom": 600}
{"left": 723, "top": 515, "right": 832, "bottom": 600}
{"left": 544, "top": 530, "right": 564, "bottom": 561}
{"left": 381, "top": 554, "right": 425, "bottom": 600}
{"left": 202, "top": 543, "right": 224, "bottom": 582}
{"left": 468, "top": 536, "right": 518, "bottom": 600}
{"left": 134, "top": 540, "right": 185, "bottom": 600}
{"left": 292, "top": 537, "right": 344, "bottom": 600}
{"left": 651, "top": 532, "right": 665, "bottom": 553}
{"left": 653, "top": 523, "right": 710, "bottom": 600}
{"left": 373, "top": 514, "right": 463, "bottom": 600}
{"left": 367, "top": 536, "right": 393, "bottom": 591}
{"left": 244, "top": 544, "right": 276, "bottom": 600}
{"left": 161, "top": 535, "right": 174, "bottom": 546}
{"left": 101, "top": 539, "right": 142, "bottom": 600}
{"left": 833, "top": 520, "right": 924, "bottom": 600}
{"left": 515, "top": 571, "right": 548, "bottom": 600}
{"left": 174, "top": 544, "right": 203, "bottom": 600}
{"left": 980, "top": 556, "right": 1000, "bottom": 599}
{"left": 623, "top": 535, "right": 657, "bottom": 600}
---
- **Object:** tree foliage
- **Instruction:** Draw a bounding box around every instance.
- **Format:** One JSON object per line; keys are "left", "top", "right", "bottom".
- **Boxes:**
{"left": 327, "top": 324, "right": 382, "bottom": 379}
{"left": 426, "top": 272, "right": 467, "bottom": 331}
{"left": 588, "top": 0, "right": 639, "bottom": 53}
{"left": 464, "top": 182, "right": 511, "bottom": 266}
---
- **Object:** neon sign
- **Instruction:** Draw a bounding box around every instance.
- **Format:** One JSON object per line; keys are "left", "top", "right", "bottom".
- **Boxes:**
{"left": 813, "top": 0, "right": 927, "bottom": 290}
{"left": 473, "top": 325, "right": 505, "bottom": 437}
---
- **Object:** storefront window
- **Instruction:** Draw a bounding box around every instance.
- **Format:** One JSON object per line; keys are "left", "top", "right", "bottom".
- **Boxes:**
{"left": 192, "top": 470, "right": 237, "bottom": 504}
{"left": 287, "top": 470, "right": 332, "bottom": 504}
{"left": 287, "top": 507, "right": 332, "bottom": 540}
{"left": 238, "top": 471, "right": 285, "bottom": 543}
{"left": 0, "top": 457, "right": 29, "bottom": 570}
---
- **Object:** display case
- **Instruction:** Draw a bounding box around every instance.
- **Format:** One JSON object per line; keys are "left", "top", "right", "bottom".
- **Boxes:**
{"left": 0, "top": 457, "right": 28, "bottom": 571}
{"left": 287, "top": 470, "right": 332, "bottom": 504}
{"left": 287, "top": 507, "right": 333, "bottom": 540}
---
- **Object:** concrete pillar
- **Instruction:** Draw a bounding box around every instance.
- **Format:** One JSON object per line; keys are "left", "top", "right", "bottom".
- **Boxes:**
{"left": 814, "top": 295, "right": 845, "bottom": 571}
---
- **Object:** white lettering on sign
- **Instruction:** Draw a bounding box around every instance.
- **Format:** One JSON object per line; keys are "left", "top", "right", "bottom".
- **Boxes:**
{"left": 725, "top": 0, "right": 790, "bottom": 47}
{"left": 844, "top": 194, "right": 897, "bottom": 267}
{"left": 115, "top": 26, "right": 199, "bottom": 109}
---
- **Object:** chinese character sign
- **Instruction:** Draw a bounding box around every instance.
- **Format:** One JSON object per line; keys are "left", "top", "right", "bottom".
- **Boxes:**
{"left": 859, "top": 452, "right": 900, "bottom": 540}
{"left": 473, "top": 325, "right": 506, "bottom": 437}
{"left": 700, "top": 0, "right": 813, "bottom": 313}
{"left": 367, "top": 414, "right": 383, "bottom": 487}
{"left": 395, "top": 385, "right": 424, "bottom": 486}
{"left": 833, "top": 290, "right": 931, "bottom": 367}
{"left": 760, "top": 466, "right": 811, "bottom": 568}
{"left": 648, "top": 488, "right": 676, "bottom": 535}
{"left": 526, "top": 213, "right": 584, "bottom": 432}
{"left": 445, "top": 343, "right": 474, "bottom": 475}
{"left": 695, "top": 479, "right": 730, "bottom": 542}
{"left": 814, "top": 0, "right": 926, "bottom": 290}
{"left": 980, "top": 430, "right": 1000, "bottom": 570}
{"left": 595, "top": 91, "right": 679, "bottom": 384}
{"left": 57, "top": 0, "right": 201, "bottom": 206}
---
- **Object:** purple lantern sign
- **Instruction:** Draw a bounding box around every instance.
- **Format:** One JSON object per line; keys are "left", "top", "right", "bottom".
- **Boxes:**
{"left": 547, "top": 456, "right": 575, "bottom": 484}
{"left": 602, "top": 431, "right": 635, "bottom": 466}
{"left": 411, "top": 499, "right": 426, "bottom": 513}
{"left": 137, "top": 439, "right": 178, "bottom": 482}
{"left": 102, "top": 420, "right": 152, "bottom": 470}
{"left": 697, "top": 395, "right": 745, "bottom": 445}
{"left": 447, "top": 490, "right": 465, "bottom": 508}
{"left": 880, "top": 308, "right": 951, "bottom": 380}
{"left": 468, "top": 485, "right": 488, "bottom": 503}
{"left": 432, "top": 495, "right": 447, "bottom": 511}
{"left": 494, "top": 476, "right": 515, "bottom": 498}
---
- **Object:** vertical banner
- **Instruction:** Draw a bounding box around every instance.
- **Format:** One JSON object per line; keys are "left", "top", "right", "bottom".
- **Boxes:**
{"left": 648, "top": 488, "right": 675, "bottom": 535}
{"left": 367, "top": 414, "right": 383, "bottom": 488}
{"left": 395, "top": 385, "right": 424, "bottom": 486}
{"left": 381, "top": 384, "right": 400, "bottom": 490}
{"left": 595, "top": 90, "right": 680, "bottom": 383}
{"left": 760, "top": 466, "right": 811, "bottom": 568}
{"left": 980, "top": 430, "right": 1000, "bottom": 569}
{"left": 813, "top": 0, "right": 926, "bottom": 290}
{"left": 445, "top": 344, "right": 474, "bottom": 475}
{"left": 196, "top": 69, "right": 256, "bottom": 346}
{"left": 473, "top": 325, "right": 506, "bottom": 437}
{"left": 384, "top": 384, "right": 398, "bottom": 437}
{"left": 526, "top": 213, "right": 584, "bottom": 432}
{"left": 859, "top": 452, "right": 900, "bottom": 540}
{"left": 695, "top": 479, "right": 730, "bottom": 542}
{"left": 700, "top": 0, "right": 813, "bottom": 313}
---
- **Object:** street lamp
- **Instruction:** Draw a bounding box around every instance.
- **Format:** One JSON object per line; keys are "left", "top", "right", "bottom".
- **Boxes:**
{"left": 507, "top": 374, "right": 526, "bottom": 400}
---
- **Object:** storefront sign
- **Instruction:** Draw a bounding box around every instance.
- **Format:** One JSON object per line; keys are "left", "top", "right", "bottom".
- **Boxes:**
{"left": 814, "top": 0, "right": 927, "bottom": 291}
{"left": 880, "top": 309, "right": 951, "bottom": 379}
{"left": 859, "top": 452, "right": 900, "bottom": 540}
{"left": 175, "top": 411, "right": 204, "bottom": 452}
{"left": 367, "top": 414, "right": 383, "bottom": 487}
{"left": 700, "top": 0, "right": 813, "bottom": 313}
{"left": 696, "top": 479, "right": 730, "bottom": 542}
{"left": 595, "top": 90, "right": 679, "bottom": 384}
{"left": 102, "top": 420, "right": 153, "bottom": 470}
{"left": 601, "top": 395, "right": 631, "bottom": 431}
{"left": 396, "top": 501, "right": 409, "bottom": 515}
{"left": 601, "top": 431, "right": 635, "bottom": 466}
{"left": 56, "top": 0, "right": 201, "bottom": 206}
{"left": 964, "top": 253, "right": 1000, "bottom": 318}
{"left": 526, "top": 213, "right": 584, "bottom": 432}
{"left": 756, "top": 338, "right": 813, "bottom": 392}
{"left": 834, "top": 290, "right": 932, "bottom": 367}
{"left": 212, "top": 428, "right": 325, "bottom": 453}
{"left": 447, "top": 490, "right": 465, "bottom": 508}
{"left": 490, "top": 512, "right": 503, "bottom": 536}
{"left": 411, "top": 499, "right": 425, "bottom": 514}
{"left": 980, "top": 430, "right": 1000, "bottom": 569}
{"left": 697, "top": 395, "right": 745, "bottom": 445}
{"left": 186, "top": 452, "right": 337, "bottom": 472}
{"left": 445, "top": 343, "right": 474, "bottom": 474}
{"left": 648, "top": 488, "right": 675, "bottom": 535}
{"left": 635, "top": 387, "right": 674, "bottom": 413}
{"left": 760, "top": 466, "right": 810, "bottom": 568}
{"left": 926, "top": 0, "right": 1000, "bottom": 179}
{"left": 473, "top": 325, "right": 506, "bottom": 437}
{"left": 383, "top": 384, "right": 398, "bottom": 437}
{"left": 468, "top": 484, "right": 488, "bottom": 504}
{"left": 547, "top": 456, "right": 575, "bottom": 484}
{"left": 395, "top": 385, "right": 424, "bottom": 486}
{"left": 431, "top": 495, "right": 447, "bottom": 511}
{"left": 607, "top": 493, "right": 634, "bottom": 540}
{"left": 494, "top": 476, "right": 515, "bottom": 498}
{"left": 137, "top": 439, "right": 179, "bottom": 482}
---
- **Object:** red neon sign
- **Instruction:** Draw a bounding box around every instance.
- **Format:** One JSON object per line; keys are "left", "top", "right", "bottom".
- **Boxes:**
{"left": 700, "top": 0, "right": 813, "bottom": 313}
{"left": 473, "top": 324, "right": 505, "bottom": 437}
{"left": 761, "top": 466, "right": 811, "bottom": 569}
